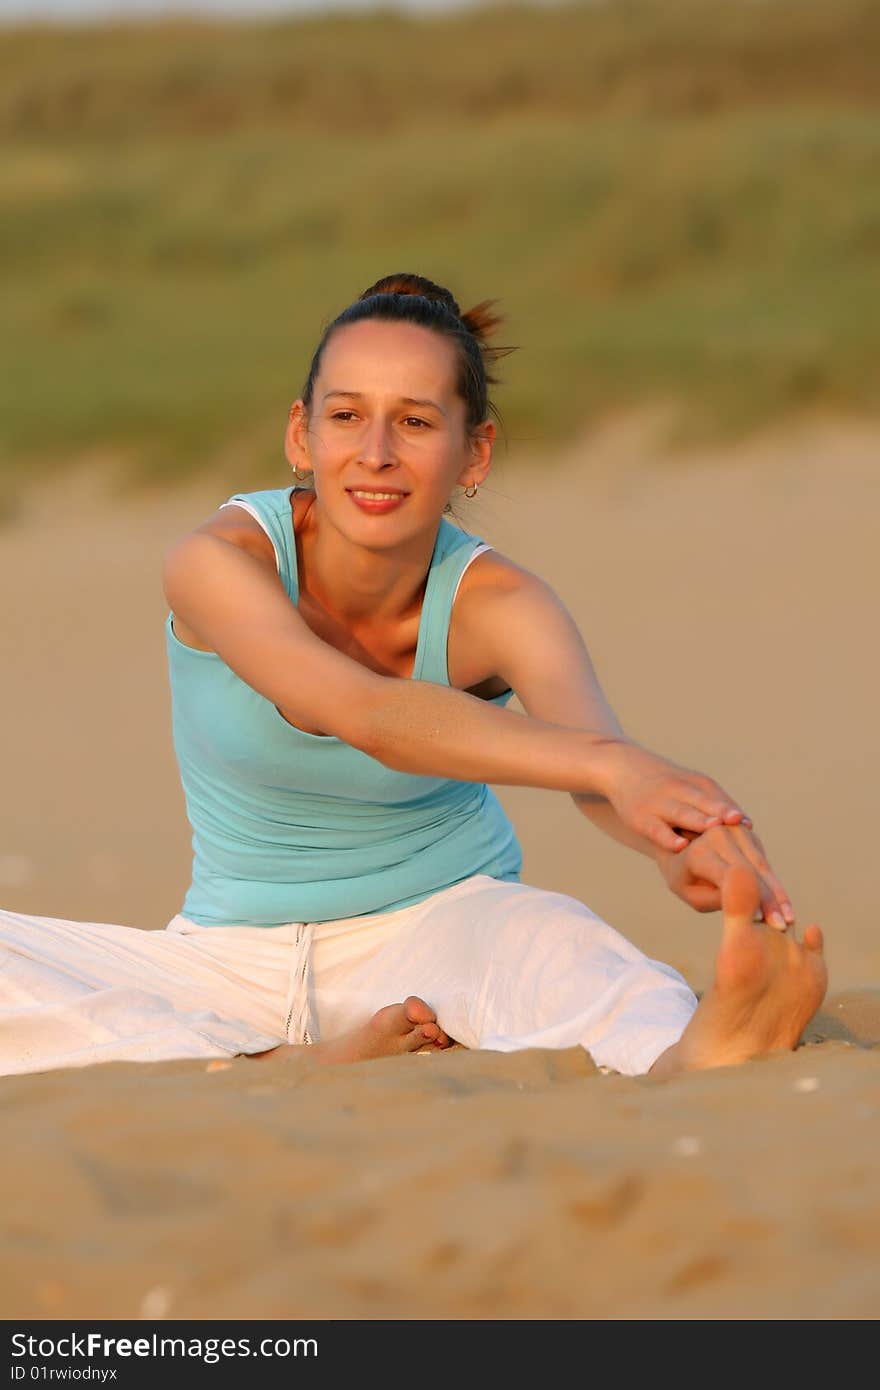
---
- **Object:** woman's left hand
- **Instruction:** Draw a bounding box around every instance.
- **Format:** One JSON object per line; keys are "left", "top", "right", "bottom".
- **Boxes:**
{"left": 655, "top": 823, "right": 795, "bottom": 929}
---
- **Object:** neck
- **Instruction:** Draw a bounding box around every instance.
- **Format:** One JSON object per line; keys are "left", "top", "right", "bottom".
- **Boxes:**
{"left": 296, "top": 493, "right": 441, "bottom": 627}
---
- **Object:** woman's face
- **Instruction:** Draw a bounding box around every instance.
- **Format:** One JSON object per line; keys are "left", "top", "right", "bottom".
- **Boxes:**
{"left": 286, "top": 318, "right": 493, "bottom": 547}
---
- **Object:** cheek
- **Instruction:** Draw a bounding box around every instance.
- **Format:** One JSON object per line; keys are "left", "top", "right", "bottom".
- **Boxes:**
{"left": 310, "top": 425, "right": 347, "bottom": 458}
{"left": 427, "top": 454, "right": 467, "bottom": 492}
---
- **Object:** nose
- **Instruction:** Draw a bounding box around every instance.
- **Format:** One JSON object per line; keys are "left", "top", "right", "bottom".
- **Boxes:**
{"left": 357, "top": 415, "right": 396, "bottom": 470}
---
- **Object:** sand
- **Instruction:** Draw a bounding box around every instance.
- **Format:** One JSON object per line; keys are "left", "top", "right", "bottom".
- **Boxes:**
{"left": 1, "top": 412, "right": 878, "bottom": 1319}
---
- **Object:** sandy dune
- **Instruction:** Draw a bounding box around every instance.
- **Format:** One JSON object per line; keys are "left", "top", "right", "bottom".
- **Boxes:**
{"left": 1, "top": 413, "right": 878, "bottom": 1319}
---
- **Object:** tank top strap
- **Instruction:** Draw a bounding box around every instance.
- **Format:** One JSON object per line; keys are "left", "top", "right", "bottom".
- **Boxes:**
{"left": 219, "top": 486, "right": 299, "bottom": 601}
{"left": 413, "top": 518, "right": 487, "bottom": 686}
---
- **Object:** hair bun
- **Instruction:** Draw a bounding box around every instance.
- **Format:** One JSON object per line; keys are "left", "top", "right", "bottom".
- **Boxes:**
{"left": 359, "top": 273, "right": 460, "bottom": 318}
{"left": 458, "top": 300, "right": 504, "bottom": 349}
{"left": 358, "top": 273, "right": 505, "bottom": 353}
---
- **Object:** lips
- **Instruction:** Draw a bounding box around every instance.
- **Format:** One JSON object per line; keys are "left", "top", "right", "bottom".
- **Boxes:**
{"left": 346, "top": 488, "right": 409, "bottom": 497}
{"left": 346, "top": 488, "right": 410, "bottom": 514}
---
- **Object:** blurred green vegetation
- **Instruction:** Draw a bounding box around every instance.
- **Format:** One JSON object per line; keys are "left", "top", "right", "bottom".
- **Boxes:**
{"left": 1, "top": 0, "right": 878, "bottom": 490}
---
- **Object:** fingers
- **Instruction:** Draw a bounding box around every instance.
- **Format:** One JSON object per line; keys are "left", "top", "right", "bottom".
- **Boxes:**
{"left": 649, "top": 810, "right": 750, "bottom": 855}
{"left": 666, "top": 805, "right": 725, "bottom": 838}
{"left": 669, "top": 775, "right": 751, "bottom": 832}
{"left": 646, "top": 816, "right": 694, "bottom": 853}
{"left": 627, "top": 761, "right": 753, "bottom": 856}
{"left": 671, "top": 824, "right": 794, "bottom": 930}
{"left": 667, "top": 803, "right": 728, "bottom": 835}
{"left": 715, "top": 823, "right": 794, "bottom": 928}
{"left": 690, "top": 777, "right": 750, "bottom": 825}
{"left": 694, "top": 845, "right": 729, "bottom": 884}
{"left": 654, "top": 800, "right": 749, "bottom": 847}
{"left": 685, "top": 884, "right": 723, "bottom": 912}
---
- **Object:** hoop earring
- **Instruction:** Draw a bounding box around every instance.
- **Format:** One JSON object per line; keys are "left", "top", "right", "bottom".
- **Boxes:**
{"left": 464, "top": 481, "right": 479, "bottom": 499}
{"left": 292, "top": 467, "right": 313, "bottom": 482}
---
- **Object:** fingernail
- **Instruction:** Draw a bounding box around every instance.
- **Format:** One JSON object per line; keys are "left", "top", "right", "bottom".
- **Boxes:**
{"left": 769, "top": 911, "right": 786, "bottom": 930}
{"left": 782, "top": 902, "right": 795, "bottom": 923}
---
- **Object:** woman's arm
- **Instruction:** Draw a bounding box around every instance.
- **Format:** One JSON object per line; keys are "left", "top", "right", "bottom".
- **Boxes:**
{"left": 162, "top": 525, "right": 745, "bottom": 851}
{"left": 461, "top": 560, "right": 792, "bottom": 921}
{"left": 453, "top": 556, "right": 749, "bottom": 843}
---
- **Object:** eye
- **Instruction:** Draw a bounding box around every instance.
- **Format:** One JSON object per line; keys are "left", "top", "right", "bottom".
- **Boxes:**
{"left": 331, "top": 411, "right": 358, "bottom": 422}
{"left": 403, "top": 416, "right": 430, "bottom": 429}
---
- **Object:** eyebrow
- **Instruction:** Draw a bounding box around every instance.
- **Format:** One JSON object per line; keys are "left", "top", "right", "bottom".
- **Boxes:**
{"left": 322, "top": 390, "right": 446, "bottom": 416}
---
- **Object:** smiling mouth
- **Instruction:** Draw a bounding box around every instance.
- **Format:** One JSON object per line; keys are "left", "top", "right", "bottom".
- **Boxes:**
{"left": 347, "top": 489, "right": 409, "bottom": 500}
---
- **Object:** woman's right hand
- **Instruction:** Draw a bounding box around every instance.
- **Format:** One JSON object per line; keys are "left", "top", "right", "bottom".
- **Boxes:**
{"left": 595, "top": 739, "right": 750, "bottom": 854}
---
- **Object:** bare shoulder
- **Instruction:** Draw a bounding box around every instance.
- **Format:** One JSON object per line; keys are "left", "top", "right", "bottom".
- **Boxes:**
{"left": 454, "top": 544, "right": 558, "bottom": 612}
{"left": 164, "top": 499, "right": 281, "bottom": 651}
{"left": 450, "top": 541, "right": 622, "bottom": 735}
{"left": 450, "top": 543, "right": 569, "bottom": 664}
{"left": 186, "top": 500, "right": 278, "bottom": 569}
{"left": 448, "top": 544, "right": 560, "bottom": 691}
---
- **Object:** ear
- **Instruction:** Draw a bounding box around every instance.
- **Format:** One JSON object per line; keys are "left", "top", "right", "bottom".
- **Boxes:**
{"left": 456, "top": 418, "right": 495, "bottom": 490}
{"left": 284, "top": 401, "right": 311, "bottom": 471}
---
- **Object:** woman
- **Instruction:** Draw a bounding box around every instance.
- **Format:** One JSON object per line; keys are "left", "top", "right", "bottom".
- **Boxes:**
{"left": 0, "top": 274, "right": 825, "bottom": 1078}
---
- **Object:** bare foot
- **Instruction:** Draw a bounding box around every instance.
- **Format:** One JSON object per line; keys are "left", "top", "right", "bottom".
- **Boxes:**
{"left": 247, "top": 995, "right": 453, "bottom": 1066}
{"left": 650, "top": 865, "right": 827, "bottom": 1079}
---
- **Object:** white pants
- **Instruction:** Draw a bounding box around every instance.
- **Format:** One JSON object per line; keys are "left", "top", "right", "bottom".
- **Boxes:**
{"left": 0, "top": 874, "right": 697, "bottom": 1078}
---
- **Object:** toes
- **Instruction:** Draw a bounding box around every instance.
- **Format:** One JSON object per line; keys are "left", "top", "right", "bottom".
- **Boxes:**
{"left": 419, "top": 1021, "right": 440, "bottom": 1042}
{"left": 403, "top": 995, "right": 437, "bottom": 1026}
{"left": 803, "top": 923, "right": 824, "bottom": 953}
{"left": 721, "top": 864, "right": 761, "bottom": 923}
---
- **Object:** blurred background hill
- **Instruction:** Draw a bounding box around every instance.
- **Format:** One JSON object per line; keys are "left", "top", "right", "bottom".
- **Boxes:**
{"left": 2, "top": 0, "right": 878, "bottom": 499}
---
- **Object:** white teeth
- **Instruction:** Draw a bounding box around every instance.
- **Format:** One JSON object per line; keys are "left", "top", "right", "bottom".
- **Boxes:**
{"left": 350, "top": 491, "right": 405, "bottom": 500}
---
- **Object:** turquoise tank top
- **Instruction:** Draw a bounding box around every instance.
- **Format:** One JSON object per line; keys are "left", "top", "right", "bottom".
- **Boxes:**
{"left": 166, "top": 486, "right": 523, "bottom": 926}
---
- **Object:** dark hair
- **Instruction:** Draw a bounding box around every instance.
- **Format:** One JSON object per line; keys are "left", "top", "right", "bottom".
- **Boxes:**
{"left": 300, "top": 272, "right": 516, "bottom": 438}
